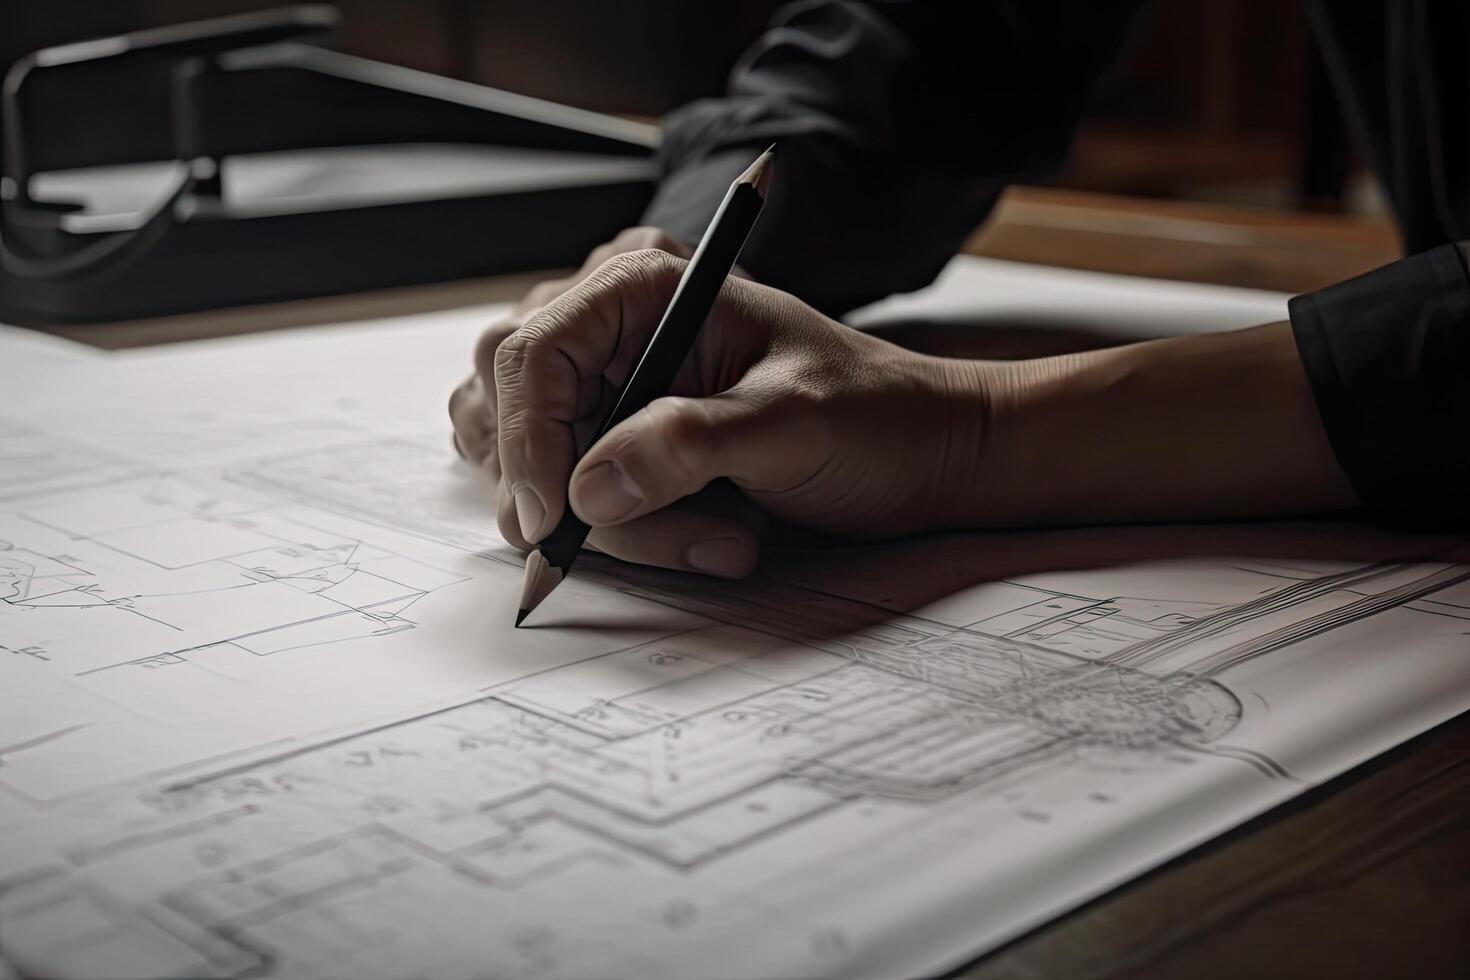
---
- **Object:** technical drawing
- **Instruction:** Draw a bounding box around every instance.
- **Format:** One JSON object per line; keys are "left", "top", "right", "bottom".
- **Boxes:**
{"left": 7, "top": 548, "right": 1467, "bottom": 979}
{"left": 5, "top": 334, "right": 1470, "bottom": 980}
{"left": 0, "top": 476, "right": 468, "bottom": 676}
{"left": 230, "top": 440, "right": 511, "bottom": 557}
{"left": 0, "top": 418, "right": 146, "bottom": 503}
{"left": 0, "top": 873, "right": 258, "bottom": 979}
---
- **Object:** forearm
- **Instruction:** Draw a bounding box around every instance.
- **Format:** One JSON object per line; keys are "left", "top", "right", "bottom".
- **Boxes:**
{"left": 949, "top": 322, "right": 1360, "bottom": 526}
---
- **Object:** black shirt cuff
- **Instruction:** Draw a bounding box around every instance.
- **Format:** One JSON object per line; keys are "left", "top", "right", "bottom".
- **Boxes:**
{"left": 1289, "top": 241, "right": 1470, "bottom": 521}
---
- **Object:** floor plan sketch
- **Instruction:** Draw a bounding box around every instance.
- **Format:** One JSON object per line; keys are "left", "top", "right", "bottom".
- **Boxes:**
{"left": 2, "top": 476, "right": 469, "bottom": 677}
{"left": 5, "top": 546, "right": 1468, "bottom": 978}
{"left": 2, "top": 298, "right": 1468, "bottom": 979}
{"left": 232, "top": 439, "right": 511, "bottom": 556}
{"left": 0, "top": 419, "right": 146, "bottom": 504}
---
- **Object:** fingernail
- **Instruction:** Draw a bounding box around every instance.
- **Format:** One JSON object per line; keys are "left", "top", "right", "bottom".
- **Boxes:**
{"left": 513, "top": 485, "right": 547, "bottom": 542}
{"left": 685, "top": 537, "right": 752, "bottom": 578}
{"left": 574, "top": 460, "right": 644, "bottom": 524}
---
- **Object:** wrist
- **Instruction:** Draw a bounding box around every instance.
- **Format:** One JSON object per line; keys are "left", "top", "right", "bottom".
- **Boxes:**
{"left": 940, "top": 324, "right": 1358, "bottom": 529}
{"left": 977, "top": 347, "right": 1135, "bottom": 525}
{"left": 928, "top": 351, "right": 1102, "bottom": 528}
{"left": 926, "top": 355, "right": 1024, "bottom": 529}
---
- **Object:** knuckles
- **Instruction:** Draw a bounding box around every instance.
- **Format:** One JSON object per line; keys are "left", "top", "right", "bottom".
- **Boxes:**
{"left": 474, "top": 318, "right": 518, "bottom": 378}
{"left": 590, "top": 248, "right": 684, "bottom": 290}
{"left": 446, "top": 375, "right": 473, "bottom": 419}
{"left": 612, "top": 226, "right": 685, "bottom": 257}
{"left": 459, "top": 230, "right": 686, "bottom": 488}
{"left": 491, "top": 331, "right": 528, "bottom": 385}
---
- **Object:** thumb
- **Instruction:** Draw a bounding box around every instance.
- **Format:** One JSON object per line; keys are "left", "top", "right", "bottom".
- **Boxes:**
{"left": 567, "top": 385, "right": 789, "bottom": 527}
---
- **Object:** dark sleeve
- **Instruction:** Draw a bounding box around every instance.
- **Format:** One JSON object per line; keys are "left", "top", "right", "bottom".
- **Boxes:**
{"left": 642, "top": 0, "right": 1144, "bottom": 314}
{"left": 1289, "top": 242, "right": 1470, "bottom": 522}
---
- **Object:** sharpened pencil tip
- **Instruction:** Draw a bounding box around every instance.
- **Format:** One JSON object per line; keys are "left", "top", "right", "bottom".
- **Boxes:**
{"left": 515, "top": 608, "right": 528, "bottom": 628}
{"left": 516, "top": 549, "right": 563, "bottom": 626}
{"left": 739, "top": 146, "right": 776, "bottom": 198}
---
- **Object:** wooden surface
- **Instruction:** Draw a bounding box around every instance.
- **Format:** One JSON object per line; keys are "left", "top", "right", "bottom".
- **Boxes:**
{"left": 954, "top": 708, "right": 1470, "bottom": 979}
{"left": 31, "top": 188, "right": 1466, "bottom": 978}
{"left": 965, "top": 186, "right": 1402, "bottom": 294}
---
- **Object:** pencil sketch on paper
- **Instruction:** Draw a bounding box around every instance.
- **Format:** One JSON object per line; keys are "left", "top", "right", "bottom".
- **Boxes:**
{"left": 0, "top": 476, "right": 468, "bottom": 677}
{"left": 230, "top": 439, "right": 515, "bottom": 556}
{"left": 0, "top": 419, "right": 146, "bottom": 504}
{"left": 2, "top": 301, "right": 1469, "bottom": 980}
{"left": 5, "top": 531, "right": 1468, "bottom": 977}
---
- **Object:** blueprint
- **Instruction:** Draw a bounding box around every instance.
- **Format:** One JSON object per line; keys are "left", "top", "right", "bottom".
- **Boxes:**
{"left": 3, "top": 259, "right": 1469, "bottom": 979}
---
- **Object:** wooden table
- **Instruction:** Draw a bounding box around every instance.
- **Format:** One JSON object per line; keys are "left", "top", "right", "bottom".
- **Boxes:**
{"left": 33, "top": 187, "right": 1468, "bottom": 978}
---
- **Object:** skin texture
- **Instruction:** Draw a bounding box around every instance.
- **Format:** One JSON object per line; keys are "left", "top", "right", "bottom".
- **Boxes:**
{"left": 449, "top": 227, "right": 696, "bottom": 483}
{"left": 449, "top": 238, "right": 1361, "bottom": 579}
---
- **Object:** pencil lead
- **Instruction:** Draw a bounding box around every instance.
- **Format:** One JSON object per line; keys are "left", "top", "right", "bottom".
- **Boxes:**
{"left": 739, "top": 145, "right": 776, "bottom": 198}
{"left": 516, "top": 549, "right": 562, "bottom": 626}
{"left": 515, "top": 608, "right": 529, "bottom": 628}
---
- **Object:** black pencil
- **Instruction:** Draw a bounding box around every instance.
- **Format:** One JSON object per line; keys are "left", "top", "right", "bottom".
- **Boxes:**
{"left": 515, "top": 145, "right": 775, "bottom": 626}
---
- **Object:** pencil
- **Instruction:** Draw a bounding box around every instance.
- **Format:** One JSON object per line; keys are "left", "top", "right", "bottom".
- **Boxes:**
{"left": 515, "top": 145, "right": 775, "bottom": 626}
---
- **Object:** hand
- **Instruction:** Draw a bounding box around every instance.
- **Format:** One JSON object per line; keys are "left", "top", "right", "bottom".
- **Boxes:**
{"left": 455, "top": 248, "right": 991, "bottom": 577}
{"left": 448, "top": 227, "right": 694, "bottom": 476}
{"left": 452, "top": 250, "right": 1361, "bottom": 580}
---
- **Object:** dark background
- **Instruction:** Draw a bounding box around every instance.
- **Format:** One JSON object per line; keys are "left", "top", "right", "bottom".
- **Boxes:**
{"left": 2, "top": 0, "right": 1364, "bottom": 213}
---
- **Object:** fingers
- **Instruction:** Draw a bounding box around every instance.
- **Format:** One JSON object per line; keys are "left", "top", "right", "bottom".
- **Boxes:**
{"left": 587, "top": 510, "right": 759, "bottom": 578}
{"left": 584, "top": 484, "right": 763, "bottom": 578}
{"left": 454, "top": 228, "right": 695, "bottom": 482}
{"left": 449, "top": 316, "right": 519, "bottom": 476}
{"left": 569, "top": 380, "right": 801, "bottom": 529}
{"left": 513, "top": 227, "right": 691, "bottom": 317}
{"left": 583, "top": 227, "right": 694, "bottom": 274}
{"left": 478, "top": 231, "right": 784, "bottom": 570}
{"left": 499, "top": 475, "right": 762, "bottom": 578}
{"left": 495, "top": 249, "right": 690, "bottom": 543}
{"left": 448, "top": 373, "right": 495, "bottom": 471}
{"left": 517, "top": 277, "right": 575, "bottom": 317}
{"left": 496, "top": 478, "right": 530, "bottom": 551}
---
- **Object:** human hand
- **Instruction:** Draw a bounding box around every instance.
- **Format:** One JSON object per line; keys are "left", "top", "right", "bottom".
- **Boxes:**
{"left": 448, "top": 227, "right": 694, "bottom": 475}
{"left": 452, "top": 248, "right": 994, "bottom": 578}
{"left": 452, "top": 250, "right": 1360, "bottom": 580}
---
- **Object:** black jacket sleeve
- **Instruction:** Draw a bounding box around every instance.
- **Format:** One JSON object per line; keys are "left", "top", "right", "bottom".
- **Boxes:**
{"left": 1289, "top": 2, "right": 1470, "bottom": 524}
{"left": 1289, "top": 242, "right": 1470, "bottom": 522}
{"left": 642, "top": 0, "right": 1143, "bottom": 314}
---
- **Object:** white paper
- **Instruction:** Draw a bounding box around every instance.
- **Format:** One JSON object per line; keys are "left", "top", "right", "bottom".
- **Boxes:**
{"left": 2, "top": 260, "right": 1467, "bottom": 979}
